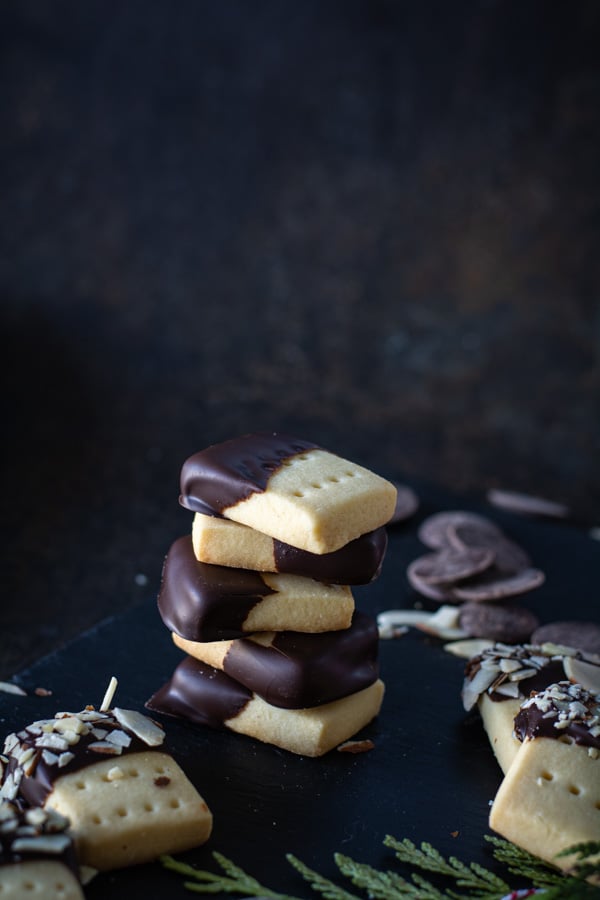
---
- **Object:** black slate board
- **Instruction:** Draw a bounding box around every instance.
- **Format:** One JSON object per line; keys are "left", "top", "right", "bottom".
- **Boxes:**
{"left": 1, "top": 492, "right": 598, "bottom": 898}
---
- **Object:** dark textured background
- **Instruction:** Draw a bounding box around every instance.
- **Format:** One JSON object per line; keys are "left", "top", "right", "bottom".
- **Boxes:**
{"left": 1, "top": 0, "right": 599, "bottom": 677}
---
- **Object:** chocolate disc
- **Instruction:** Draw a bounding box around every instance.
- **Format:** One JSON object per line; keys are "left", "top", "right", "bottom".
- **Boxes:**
{"left": 448, "top": 523, "right": 531, "bottom": 574}
{"left": 530, "top": 621, "right": 600, "bottom": 656}
{"left": 458, "top": 601, "right": 540, "bottom": 643}
{"left": 418, "top": 511, "right": 501, "bottom": 550}
{"left": 451, "top": 567, "right": 545, "bottom": 602}
{"left": 406, "top": 558, "right": 458, "bottom": 602}
{"left": 487, "top": 488, "right": 570, "bottom": 520}
{"left": 409, "top": 547, "right": 494, "bottom": 585}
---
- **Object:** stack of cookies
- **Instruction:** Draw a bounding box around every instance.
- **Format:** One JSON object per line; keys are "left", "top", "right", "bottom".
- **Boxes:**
{"left": 147, "top": 433, "right": 397, "bottom": 757}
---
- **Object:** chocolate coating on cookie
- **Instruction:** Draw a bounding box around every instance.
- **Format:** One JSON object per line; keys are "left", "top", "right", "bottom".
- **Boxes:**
{"left": 158, "top": 536, "right": 276, "bottom": 641}
{"left": 514, "top": 681, "right": 600, "bottom": 750}
{"left": 223, "top": 612, "right": 379, "bottom": 708}
{"left": 272, "top": 527, "right": 387, "bottom": 584}
{"left": 2, "top": 710, "right": 164, "bottom": 809}
{"left": 146, "top": 658, "right": 252, "bottom": 728}
{"left": 0, "top": 803, "right": 78, "bottom": 873}
{"left": 180, "top": 433, "right": 320, "bottom": 515}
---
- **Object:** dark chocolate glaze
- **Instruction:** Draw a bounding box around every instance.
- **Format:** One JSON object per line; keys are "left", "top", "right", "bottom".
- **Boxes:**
{"left": 0, "top": 809, "right": 78, "bottom": 874}
{"left": 272, "top": 527, "right": 388, "bottom": 584}
{"left": 514, "top": 698, "right": 600, "bottom": 750}
{"left": 158, "top": 536, "right": 276, "bottom": 641}
{"left": 146, "top": 657, "right": 251, "bottom": 728}
{"left": 488, "top": 659, "right": 565, "bottom": 702}
{"left": 10, "top": 721, "right": 161, "bottom": 808}
{"left": 179, "top": 433, "right": 319, "bottom": 514}
{"left": 222, "top": 611, "right": 379, "bottom": 708}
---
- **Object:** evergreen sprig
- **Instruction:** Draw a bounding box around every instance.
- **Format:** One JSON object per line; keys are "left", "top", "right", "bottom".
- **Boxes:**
{"left": 160, "top": 836, "right": 600, "bottom": 900}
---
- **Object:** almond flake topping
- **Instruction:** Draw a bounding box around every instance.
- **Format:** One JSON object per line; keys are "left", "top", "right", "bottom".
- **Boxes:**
{"left": 100, "top": 676, "right": 119, "bottom": 712}
{"left": 105, "top": 729, "right": 132, "bottom": 748}
{"left": 521, "top": 681, "right": 600, "bottom": 735}
{"left": 12, "top": 833, "right": 72, "bottom": 855}
{"left": 462, "top": 642, "right": 600, "bottom": 710}
{"left": 0, "top": 681, "right": 27, "bottom": 696}
{"left": 88, "top": 741, "right": 122, "bottom": 755}
{"left": 113, "top": 708, "right": 165, "bottom": 747}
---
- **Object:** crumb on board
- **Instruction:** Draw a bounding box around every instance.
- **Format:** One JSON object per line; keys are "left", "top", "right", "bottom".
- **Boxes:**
{"left": 337, "top": 739, "right": 375, "bottom": 754}
{"left": 34, "top": 687, "right": 53, "bottom": 697}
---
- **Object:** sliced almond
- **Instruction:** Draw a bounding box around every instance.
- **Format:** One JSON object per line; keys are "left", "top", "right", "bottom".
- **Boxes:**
{"left": 377, "top": 609, "right": 437, "bottom": 629}
{"left": 444, "top": 638, "right": 494, "bottom": 659}
{"left": 52, "top": 716, "right": 88, "bottom": 736}
{"left": 58, "top": 752, "right": 75, "bottom": 768}
{"left": 494, "top": 681, "right": 521, "bottom": 698}
{"left": 105, "top": 729, "right": 132, "bottom": 748}
{"left": 462, "top": 665, "right": 500, "bottom": 711}
{"left": 88, "top": 741, "right": 122, "bottom": 755}
{"left": 415, "top": 606, "right": 468, "bottom": 641}
{"left": 12, "top": 833, "right": 72, "bottom": 855}
{"left": 99, "top": 676, "right": 118, "bottom": 712}
{"left": 563, "top": 656, "right": 600, "bottom": 693}
{"left": 0, "top": 682, "right": 26, "bottom": 696}
{"left": 113, "top": 708, "right": 165, "bottom": 747}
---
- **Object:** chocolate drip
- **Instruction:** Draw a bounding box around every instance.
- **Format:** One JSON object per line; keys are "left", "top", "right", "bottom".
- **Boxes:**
{"left": 146, "top": 657, "right": 251, "bottom": 728}
{"left": 179, "top": 433, "right": 319, "bottom": 514}
{"left": 272, "top": 528, "right": 387, "bottom": 584}
{"left": 157, "top": 536, "right": 276, "bottom": 641}
{"left": 223, "top": 612, "right": 379, "bottom": 708}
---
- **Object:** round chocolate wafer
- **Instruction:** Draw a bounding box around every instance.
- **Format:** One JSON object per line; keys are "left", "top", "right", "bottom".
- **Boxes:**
{"left": 458, "top": 601, "right": 540, "bottom": 643}
{"left": 389, "top": 483, "right": 420, "bottom": 524}
{"left": 406, "top": 558, "right": 458, "bottom": 602}
{"left": 530, "top": 621, "right": 600, "bottom": 656}
{"left": 487, "top": 488, "right": 570, "bottom": 520}
{"left": 448, "top": 522, "right": 531, "bottom": 574}
{"left": 418, "top": 511, "right": 501, "bottom": 550}
{"left": 409, "top": 546, "right": 494, "bottom": 586}
{"left": 451, "top": 566, "right": 545, "bottom": 602}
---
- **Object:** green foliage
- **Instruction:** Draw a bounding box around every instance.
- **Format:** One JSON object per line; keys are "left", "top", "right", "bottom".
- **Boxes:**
{"left": 160, "top": 836, "right": 600, "bottom": 900}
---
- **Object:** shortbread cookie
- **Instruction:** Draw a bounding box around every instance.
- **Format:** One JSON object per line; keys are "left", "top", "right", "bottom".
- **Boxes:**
{"left": 147, "top": 656, "right": 385, "bottom": 757}
{"left": 192, "top": 513, "right": 388, "bottom": 584}
{"left": 0, "top": 801, "right": 83, "bottom": 899}
{"left": 159, "top": 536, "right": 354, "bottom": 641}
{"left": 179, "top": 433, "right": 397, "bottom": 554}
{"left": 489, "top": 681, "right": 600, "bottom": 870}
{"left": 462, "top": 642, "right": 600, "bottom": 773}
{"left": 2, "top": 705, "right": 212, "bottom": 871}
{"left": 172, "top": 610, "right": 379, "bottom": 708}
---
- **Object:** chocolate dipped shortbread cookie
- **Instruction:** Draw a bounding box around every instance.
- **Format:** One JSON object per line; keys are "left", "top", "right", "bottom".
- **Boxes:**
{"left": 159, "top": 536, "right": 354, "bottom": 641}
{"left": 180, "top": 433, "right": 397, "bottom": 554}
{"left": 191, "top": 513, "right": 388, "bottom": 584}
{"left": 147, "top": 656, "right": 385, "bottom": 758}
{"left": 489, "top": 681, "right": 600, "bottom": 870}
{"left": 462, "top": 642, "right": 600, "bottom": 773}
{"left": 1, "top": 697, "right": 212, "bottom": 871}
{"left": 0, "top": 801, "right": 84, "bottom": 899}
{"left": 172, "top": 610, "right": 379, "bottom": 709}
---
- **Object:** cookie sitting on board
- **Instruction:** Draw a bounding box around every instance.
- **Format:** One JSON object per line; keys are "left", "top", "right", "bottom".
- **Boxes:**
{"left": 489, "top": 681, "right": 600, "bottom": 871}
{"left": 0, "top": 680, "right": 212, "bottom": 872}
